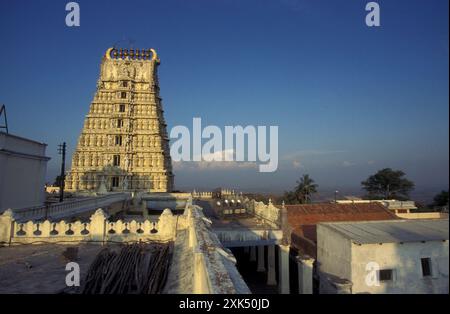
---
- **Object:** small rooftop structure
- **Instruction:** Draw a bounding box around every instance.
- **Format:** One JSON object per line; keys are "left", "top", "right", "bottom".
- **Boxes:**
{"left": 285, "top": 202, "right": 397, "bottom": 241}
{"left": 336, "top": 199, "right": 417, "bottom": 213}
{"left": 317, "top": 218, "right": 449, "bottom": 294}
{"left": 0, "top": 131, "right": 50, "bottom": 212}
{"left": 318, "top": 219, "right": 449, "bottom": 245}
{"left": 282, "top": 202, "right": 397, "bottom": 257}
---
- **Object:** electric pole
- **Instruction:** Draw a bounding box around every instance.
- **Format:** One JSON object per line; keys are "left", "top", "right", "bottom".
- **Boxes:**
{"left": 58, "top": 142, "right": 67, "bottom": 202}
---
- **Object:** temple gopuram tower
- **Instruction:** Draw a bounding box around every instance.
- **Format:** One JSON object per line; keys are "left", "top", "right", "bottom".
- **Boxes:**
{"left": 65, "top": 47, "right": 174, "bottom": 192}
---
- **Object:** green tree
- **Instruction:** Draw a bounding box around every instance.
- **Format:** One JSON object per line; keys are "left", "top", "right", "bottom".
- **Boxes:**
{"left": 282, "top": 190, "right": 298, "bottom": 205}
{"left": 432, "top": 190, "right": 449, "bottom": 208}
{"left": 283, "top": 174, "right": 318, "bottom": 204}
{"left": 296, "top": 174, "right": 318, "bottom": 203}
{"left": 53, "top": 175, "right": 64, "bottom": 187}
{"left": 361, "top": 168, "right": 414, "bottom": 200}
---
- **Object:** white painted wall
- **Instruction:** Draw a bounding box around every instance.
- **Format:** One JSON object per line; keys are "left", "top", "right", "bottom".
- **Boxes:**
{"left": 396, "top": 212, "right": 449, "bottom": 220}
{"left": 317, "top": 224, "right": 352, "bottom": 280}
{"left": 0, "top": 132, "right": 49, "bottom": 212}
{"left": 317, "top": 224, "right": 449, "bottom": 294}
{"left": 350, "top": 241, "right": 449, "bottom": 294}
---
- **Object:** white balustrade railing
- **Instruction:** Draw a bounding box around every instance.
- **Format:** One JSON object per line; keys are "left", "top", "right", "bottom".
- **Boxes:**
{"left": 246, "top": 199, "right": 281, "bottom": 228}
{"left": 191, "top": 191, "right": 213, "bottom": 199}
{"left": 11, "top": 193, "right": 130, "bottom": 221}
{"left": 0, "top": 207, "right": 176, "bottom": 245}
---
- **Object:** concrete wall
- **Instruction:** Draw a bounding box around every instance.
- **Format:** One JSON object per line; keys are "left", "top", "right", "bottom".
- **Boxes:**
{"left": 184, "top": 204, "right": 251, "bottom": 294}
{"left": 11, "top": 193, "right": 130, "bottom": 222}
{"left": 0, "top": 132, "right": 49, "bottom": 212}
{"left": 142, "top": 192, "right": 192, "bottom": 210}
{"left": 396, "top": 212, "right": 449, "bottom": 220}
{"left": 350, "top": 241, "right": 449, "bottom": 294}
{"left": 337, "top": 199, "right": 417, "bottom": 213}
{"left": 317, "top": 223, "right": 449, "bottom": 294}
{"left": 317, "top": 224, "right": 352, "bottom": 281}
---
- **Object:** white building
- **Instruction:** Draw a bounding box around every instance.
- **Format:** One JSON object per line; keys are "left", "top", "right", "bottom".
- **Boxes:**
{"left": 317, "top": 219, "right": 449, "bottom": 294}
{"left": 0, "top": 132, "right": 50, "bottom": 212}
{"left": 337, "top": 199, "right": 417, "bottom": 214}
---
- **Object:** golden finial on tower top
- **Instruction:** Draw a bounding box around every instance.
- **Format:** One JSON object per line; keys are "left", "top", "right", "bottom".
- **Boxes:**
{"left": 150, "top": 48, "right": 158, "bottom": 62}
{"left": 105, "top": 47, "right": 159, "bottom": 61}
{"left": 105, "top": 47, "right": 114, "bottom": 59}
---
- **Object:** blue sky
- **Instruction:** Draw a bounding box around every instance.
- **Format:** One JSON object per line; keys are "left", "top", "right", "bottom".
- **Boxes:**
{"left": 0, "top": 0, "right": 448, "bottom": 198}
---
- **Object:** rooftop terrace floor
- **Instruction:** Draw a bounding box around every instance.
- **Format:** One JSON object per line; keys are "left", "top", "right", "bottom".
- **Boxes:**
{"left": 0, "top": 243, "right": 103, "bottom": 293}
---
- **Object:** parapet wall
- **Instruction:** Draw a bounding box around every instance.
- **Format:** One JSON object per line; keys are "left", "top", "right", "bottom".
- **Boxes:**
{"left": 183, "top": 203, "right": 250, "bottom": 294}
{"left": 0, "top": 207, "right": 176, "bottom": 246}
{"left": 396, "top": 212, "right": 449, "bottom": 219}
{"left": 191, "top": 191, "right": 213, "bottom": 199}
{"left": 9, "top": 192, "right": 130, "bottom": 221}
{"left": 246, "top": 199, "right": 281, "bottom": 228}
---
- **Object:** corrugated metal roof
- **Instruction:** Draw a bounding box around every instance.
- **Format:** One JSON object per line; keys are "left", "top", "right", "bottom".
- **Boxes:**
{"left": 319, "top": 219, "right": 449, "bottom": 244}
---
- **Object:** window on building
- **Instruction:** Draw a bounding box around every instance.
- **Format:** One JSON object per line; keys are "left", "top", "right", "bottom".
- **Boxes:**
{"left": 115, "top": 135, "right": 122, "bottom": 146}
{"left": 122, "top": 81, "right": 128, "bottom": 88}
{"left": 119, "top": 104, "right": 126, "bottom": 112}
{"left": 117, "top": 119, "right": 123, "bottom": 128}
{"left": 111, "top": 176, "right": 119, "bottom": 188}
{"left": 421, "top": 258, "right": 432, "bottom": 277}
{"left": 378, "top": 269, "right": 394, "bottom": 282}
{"left": 113, "top": 155, "right": 120, "bottom": 167}
{"left": 121, "top": 92, "right": 127, "bottom": 99}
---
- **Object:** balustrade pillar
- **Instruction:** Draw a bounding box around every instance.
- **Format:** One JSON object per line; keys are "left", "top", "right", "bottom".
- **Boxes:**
{"left": 89, "top": 208, "right": 108, "bottom": 243}
{"left": 297, "top": 255, "right": 315, "bottom": 294}
{"left": 278, "top": 244, "right": 290, "bottom": 294}
{"left": 0, "top": 210, "right": 14, "bottom": 245}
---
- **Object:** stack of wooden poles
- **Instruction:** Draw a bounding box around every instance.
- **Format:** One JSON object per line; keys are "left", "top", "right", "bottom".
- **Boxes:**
{"left": 81, "top": 242, "right": 173, "bottom": 294}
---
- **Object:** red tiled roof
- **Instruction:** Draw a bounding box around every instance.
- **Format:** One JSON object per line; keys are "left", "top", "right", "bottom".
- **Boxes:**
{"left": 283, "top": 203, "right": 398, "bottom": 257}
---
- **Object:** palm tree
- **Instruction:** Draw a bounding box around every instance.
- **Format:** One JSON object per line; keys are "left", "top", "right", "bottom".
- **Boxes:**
{"left": 295, "top": 174, "right": 318, "bottom": 204}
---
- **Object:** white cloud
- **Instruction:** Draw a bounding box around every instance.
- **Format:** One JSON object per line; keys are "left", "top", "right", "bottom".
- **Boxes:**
{"left": 173, "top": 149, "right": 257, "bottom": 171}
{"left": 282, "top": 149, "right": 347, "bottom": 161}
{"left": 342, "top": 161, "right": 355, "bottom": 167}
